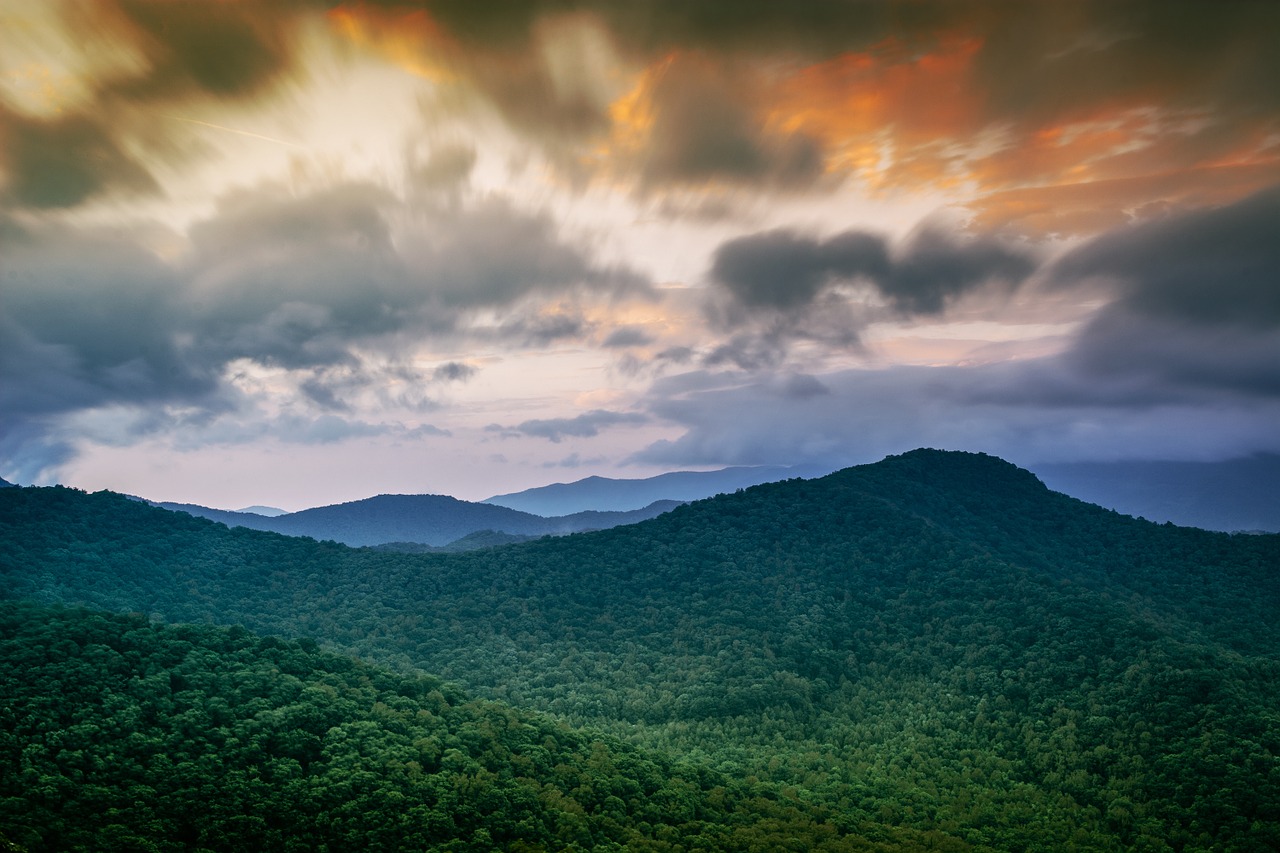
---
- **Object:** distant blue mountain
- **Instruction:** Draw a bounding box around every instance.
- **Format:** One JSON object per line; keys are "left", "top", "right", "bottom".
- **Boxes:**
{"left": 154, "top": 494, "right": 683, "bottom": 548}
{"left": 235, "top": 505, "right": 288, "bottom": 517}
{"left": 483, "top": 464, "right": 832, "bottom": 516}
{"left": 1030, "top": 454, "right": 1280, "bottom": 533}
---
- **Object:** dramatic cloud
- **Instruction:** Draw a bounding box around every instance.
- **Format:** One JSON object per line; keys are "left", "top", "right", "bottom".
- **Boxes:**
{"left": 3, "top": 1, "right": 1277, "bottom": 502}
{"left": 709, "top": 230, "right": 887, "bottom": 310}
{"left": 1053, "top": 186, "right": 1280, "bottom": 397}
{"left": 0, "top": 219, "right": 217, "bottom": 427}
{"left": 1055, "top": 186, "right": 1280, "bottom": 328}
{"left": 0, "top": 2, "right": 306, "bottom": 210}
{"left": 0, "top": 177, "right": 649, "bottom": 474}
{"left": 703, "top": 225, "right": 1037, "bottom": 364}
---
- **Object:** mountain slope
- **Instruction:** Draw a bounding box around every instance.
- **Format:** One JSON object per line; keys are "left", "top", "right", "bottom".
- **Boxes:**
{"left": 484, "top": 463, "right": 830, "bottom": 515}
{"left": 3, "top": 449, "right": 1279, "bottom": 850}
{"left": 0, "top": 601, "right": 899, "bottom": 853}
{"left": 156, "top": 494, "right": 682, "bottom": 547}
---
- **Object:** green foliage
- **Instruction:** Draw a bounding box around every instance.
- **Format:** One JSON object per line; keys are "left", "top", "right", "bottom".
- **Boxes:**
{"left": 2, "top": 449, "right": 1278, "bottom": 850}
{"left": 0, "top": 602, "right": 917, "bottom": 852}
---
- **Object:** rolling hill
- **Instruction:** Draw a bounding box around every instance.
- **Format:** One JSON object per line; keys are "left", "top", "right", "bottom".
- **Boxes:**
{"left": 2, "top": 449, "right": 1278, "bottom": 850}
{"left": 1, "top": 601, "right": 894, "bottom": 853}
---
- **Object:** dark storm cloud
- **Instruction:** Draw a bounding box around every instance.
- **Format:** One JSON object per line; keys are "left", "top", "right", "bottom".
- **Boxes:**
{"left": 0, "top": 179, "right": 650, "bottom": 473}
{"left": 970, "top": 1, "right": 1280, "bottom": 129}
{"left": 710, "top": 230, "right": 887, "bottom": 309}
{"left": 1049, "top": 186, "right": 1280, "bottom": 399}
{"left": 885, "top": 230, "right": 1037, "bottom": 314}
{"left": 1054, "top": 186, "right": 1280, "bottom": 328}
{"left": 0, "top": 220, "right": 217, "bottom": 422}
{"left": 709, "top": 227, "right": 1034, "bottom": 319}
{"left": 185, "top": 183, "right": 411, "bottom": 369}
{"left": 490, "top": 410, "right": 648, "bottom": 443}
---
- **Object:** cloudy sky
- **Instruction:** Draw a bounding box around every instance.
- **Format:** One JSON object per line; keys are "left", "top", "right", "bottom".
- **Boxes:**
{"left": 2, "top": 1, "right": 1278, "bottom": 509}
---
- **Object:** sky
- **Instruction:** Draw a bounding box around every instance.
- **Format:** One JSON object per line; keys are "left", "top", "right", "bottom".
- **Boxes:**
{"left": 2, "top": 0, "right": 1278, "bottom": 510}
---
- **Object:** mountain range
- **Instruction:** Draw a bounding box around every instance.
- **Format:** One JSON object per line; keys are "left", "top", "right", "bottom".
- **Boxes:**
{"left": 2, "top": 449, "right": 1277, "bottom": 850}
{"left": 483, "top": 463, "right": 832, "bottom": 515}
{"left": 485, "top": 456, "right": 1280, "bottom": 532}
{"left": 1032, "top": 454, "right": 1280, "bottom": 532}
{"left": 152, "top": 494, "right": 683, "bottom": 548}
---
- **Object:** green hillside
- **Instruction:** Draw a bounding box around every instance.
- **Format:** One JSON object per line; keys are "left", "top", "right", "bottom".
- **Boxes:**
{"left": 0, "top": 602, "right": 909, "bottom": 853}
{"left": 2, "top": 450, "right": 1278, "bottom": 850}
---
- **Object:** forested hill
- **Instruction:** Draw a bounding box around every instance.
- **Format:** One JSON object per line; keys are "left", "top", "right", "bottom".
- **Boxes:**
{"left": 154, "top": 492, "right": 682, "bottom": 547}
{"left": 2, "top": 449, "right": 1279, "bottom": 850}
{"left": 0, "top": 601, "right": 896, "bottom": 853}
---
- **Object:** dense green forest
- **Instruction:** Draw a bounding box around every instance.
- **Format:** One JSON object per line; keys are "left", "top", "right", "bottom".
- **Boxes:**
{"left": 1, "top": 601, "right": 931, "bottom": 852}
{"left": 2, "top": 450, "right": 1278, "bottom": 850}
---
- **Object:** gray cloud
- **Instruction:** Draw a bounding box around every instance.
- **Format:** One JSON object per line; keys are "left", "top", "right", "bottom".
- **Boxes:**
{"left": 637, "top": 54, "right": 825, "bottom": 191}
{"left": 432, "top": 362, "right": 478, "bottom": 382}
{"left": 1054, "top": 186, "right": 1280, "bottom": 328}
{"left": 0, "top": 221, "right": 218, "bottom": 430}
{"left": 710, "top": 226, "right": 1033, "bottom": 316}
{"left": 710, "top": 230, "right": 887, "bottom": 310}
{"left": 491, "top": 409, "right": 648, "bottom": 443}
{"left": 0, "top": 180, "right": 649, "bottom": 474}
{"left": 1052, "top": 185, "right": 1280, "bottom": 398}
{"left": 602, "top": 326, "right": 654, "bottom": 348}
{"left": 632, "top": 361, "right": 1280, "bottom": 471}
{"left": 403, "top": 423, "right": 452, "bottom": 439}
{"left": 422, "top": 200, "right": 648, "bottom": 308}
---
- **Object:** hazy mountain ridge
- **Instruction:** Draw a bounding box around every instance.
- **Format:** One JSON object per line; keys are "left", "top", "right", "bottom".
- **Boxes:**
{"left": 483, "top": 464, "right": 831, "bottom": 515}
{"left": 484, "top": 455, "right": 1280, "bottom": 532}
{"left": 1032, "top": 454, "right": 1280, "bottom": 532}
{"left": 154, "top": 494, "right": 684, "bottom": 547}
{"left": 3, "top": 449, "right": 1278, "bottom": 849}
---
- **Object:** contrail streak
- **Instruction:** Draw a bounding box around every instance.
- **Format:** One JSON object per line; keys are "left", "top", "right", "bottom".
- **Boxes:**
{"left": 164, "top": 115, "right": 305, "bottom": 149}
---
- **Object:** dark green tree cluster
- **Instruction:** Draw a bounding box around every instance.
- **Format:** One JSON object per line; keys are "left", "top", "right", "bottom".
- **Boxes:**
{"left": 0, "top": 602, "right": 933, "bottom": 853}
{"left": 2, "top": 450, "right": 1278, "bottom": 850}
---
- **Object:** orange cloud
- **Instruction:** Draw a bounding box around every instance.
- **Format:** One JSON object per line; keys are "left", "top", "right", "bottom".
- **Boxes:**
{"left": 768, "top": 35, "right": 986, "bottom": 189}
{"left": 326, "top": 3, "right": 458, "bottom": 81}
{"left": 969, "top": 162, "right": 1280, "bottom": 237}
